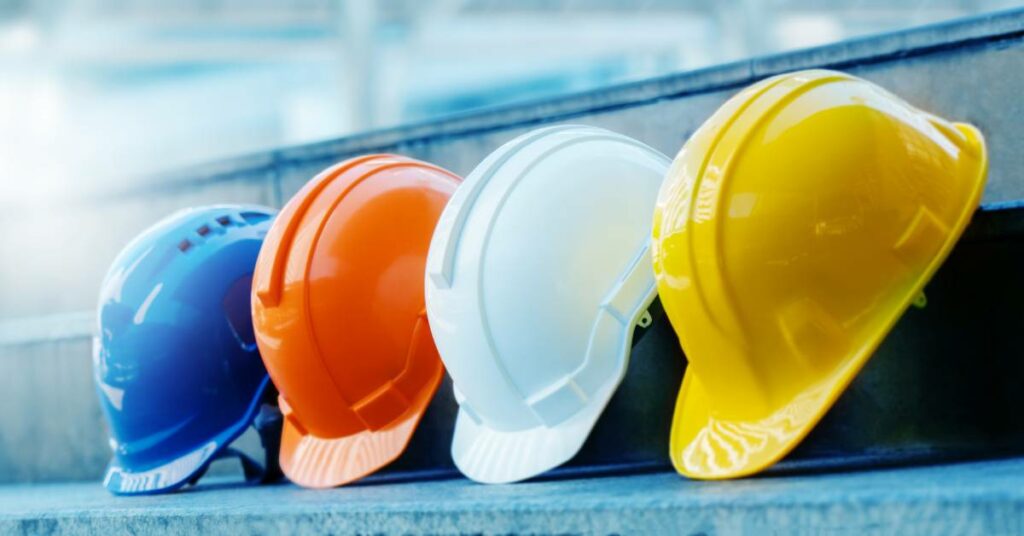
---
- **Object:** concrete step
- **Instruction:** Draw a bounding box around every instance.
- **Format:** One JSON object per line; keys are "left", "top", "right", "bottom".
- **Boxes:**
{"left": 2, "top": 458, "right": 1023, "bottom": 534}
{"left": 3, "top": 8, "right": 1024, "bottom": 484}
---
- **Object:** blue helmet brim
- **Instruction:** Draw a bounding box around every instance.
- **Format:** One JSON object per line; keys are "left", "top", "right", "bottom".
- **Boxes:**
{"left": 103, "top": 375, "right": 272, "bottom": 495}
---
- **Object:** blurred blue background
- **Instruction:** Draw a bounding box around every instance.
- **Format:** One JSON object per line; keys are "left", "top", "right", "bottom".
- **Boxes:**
{"left": 0, "top": 0, "right": 1018, "bottom": 207}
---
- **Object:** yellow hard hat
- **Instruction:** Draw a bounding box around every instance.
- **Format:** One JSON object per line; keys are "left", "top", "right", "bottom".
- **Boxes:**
{"left": 652, "top": 69, "right": 988, "bottom": 480}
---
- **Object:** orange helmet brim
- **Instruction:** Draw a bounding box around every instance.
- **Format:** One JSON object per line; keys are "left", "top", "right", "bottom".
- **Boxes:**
{"left": 279, "top": 378, "right": 437, "bottom": 488}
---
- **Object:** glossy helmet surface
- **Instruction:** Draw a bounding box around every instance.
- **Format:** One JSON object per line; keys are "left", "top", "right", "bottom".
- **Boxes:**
{"left": 652, "top": 70, "right": 988, "bottom": 479}
{"left": 95, "top": 205, "right": 277, "bottom": 494}
{"left": 253, "top": 155, "right": 460, "bottom": 488}
{"left": 426, "top": 125, "right": 670, "bottom": 483}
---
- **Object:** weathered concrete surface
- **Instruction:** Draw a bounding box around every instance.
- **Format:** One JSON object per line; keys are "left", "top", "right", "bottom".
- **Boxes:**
{"left": 2, "top": 458, "right": 1023, "bottom": 535}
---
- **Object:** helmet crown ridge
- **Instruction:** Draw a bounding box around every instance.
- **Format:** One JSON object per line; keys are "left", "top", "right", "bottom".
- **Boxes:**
{"left": 654, "top": 70, "right": 988, "bottom": 479}
{"left": 426, "top": 125, "right": 671, "bottom": 483}
{"left": 252, "top": 154, "right": 461, "bottom": 487}
{"left": 95, "top": 204, "right": 277, "bottom": 494}
{"left": 253, "top": 155, "right": 386, "bottom": 307}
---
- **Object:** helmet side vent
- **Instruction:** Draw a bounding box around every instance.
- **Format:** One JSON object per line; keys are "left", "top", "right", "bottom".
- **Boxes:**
{"left": 240, "top": 212, "right": 271, "bottom": 225}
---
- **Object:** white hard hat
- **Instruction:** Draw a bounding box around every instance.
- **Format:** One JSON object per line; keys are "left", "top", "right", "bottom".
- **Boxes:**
{"left": 425, "top": 125, "right": 670, "bottom": 483}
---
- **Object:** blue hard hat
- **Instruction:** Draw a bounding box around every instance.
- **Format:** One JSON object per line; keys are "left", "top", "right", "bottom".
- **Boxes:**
{"left": 93, "top": 205, "right": 281, "bottom": 495}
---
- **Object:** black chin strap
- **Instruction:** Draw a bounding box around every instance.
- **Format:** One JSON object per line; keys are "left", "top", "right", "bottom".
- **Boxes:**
{"left": 253, "top": 401, "right": 284, "bottom": 482}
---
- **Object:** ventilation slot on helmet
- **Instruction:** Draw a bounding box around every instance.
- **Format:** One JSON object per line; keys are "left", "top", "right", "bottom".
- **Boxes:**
{"left": 216, "top": 215, "right": 233, "bottom": 227}
{"left": 240, "top": 212, "right": 270, "bottom": 225}
{"left": 178, "top": 239, "right": 192, "bottom": 253}
{"left": 197, "top": 225, "right": 211, "bottom": 237}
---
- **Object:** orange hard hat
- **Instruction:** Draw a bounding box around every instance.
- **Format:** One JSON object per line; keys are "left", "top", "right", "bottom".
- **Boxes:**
{"left": 251, "top": 154, "right": 461, "bottom": 488}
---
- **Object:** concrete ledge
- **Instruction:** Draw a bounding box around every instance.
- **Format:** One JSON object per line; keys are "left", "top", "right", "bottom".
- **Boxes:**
{"left": 2, "top": 458, "right": 1023, "bottom": 535}
{"left": 0, "top": 312, "right": 93, "bottom": 346}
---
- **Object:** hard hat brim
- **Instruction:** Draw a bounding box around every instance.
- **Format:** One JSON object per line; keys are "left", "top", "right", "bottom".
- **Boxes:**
{"left": 669, "top": 366, "right": 835, "bottom": 479}
{"left": 450, "top": 382, "right": 613, "bottom": 484}
{"left": 103, "top": 440, "right": 219, "bottom": 495}
{"left": 279, "top": 381, "right": 435, "bottom": 488}
{"left": 669, "top": 122, "right": 989, "bottom": 480}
